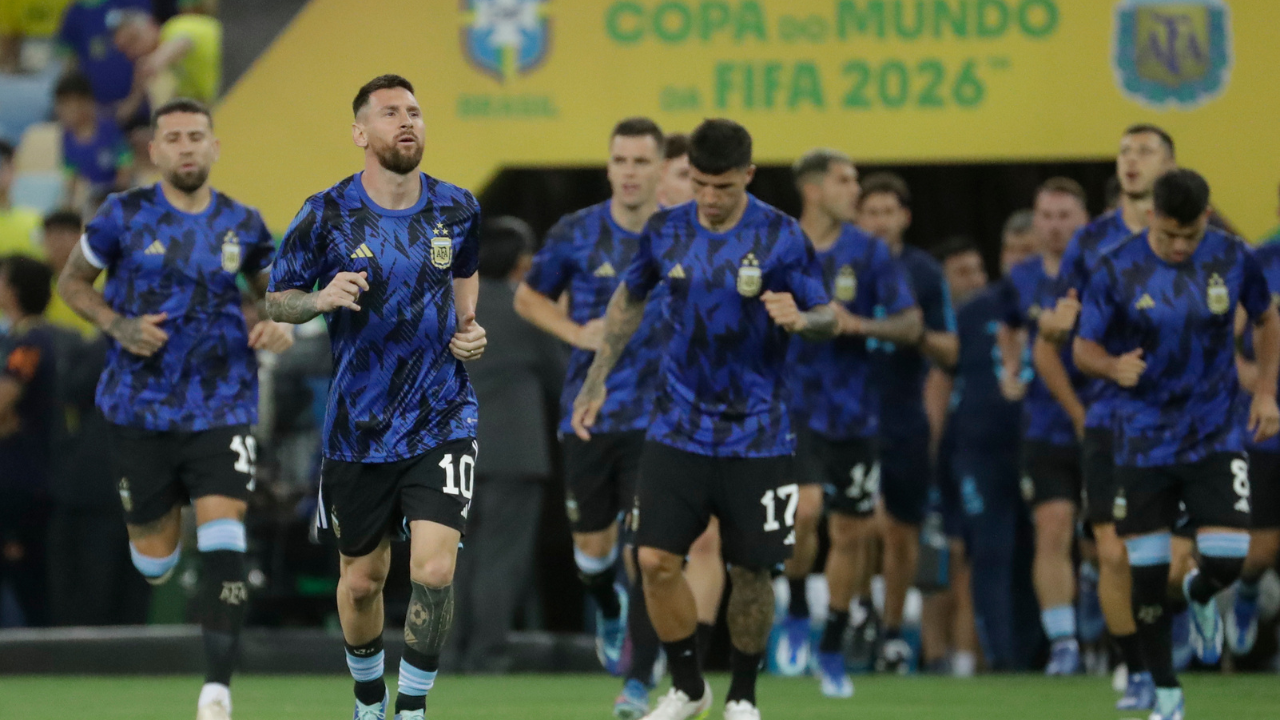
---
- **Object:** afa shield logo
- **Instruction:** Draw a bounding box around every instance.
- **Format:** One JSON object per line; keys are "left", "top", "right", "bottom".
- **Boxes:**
{"left": 461, "top": 0, "right": 551, "bottom": 83}
{"left": 1113, "top": 0, "right": 1232, "bottom": 108}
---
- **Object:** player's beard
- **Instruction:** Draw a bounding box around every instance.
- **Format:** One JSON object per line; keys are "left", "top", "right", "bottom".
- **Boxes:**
{"left": 167, "top": 166, "right": 210, "bottom": 194}
{"left": 375, "top": 138, "right": 424, "bottom": 176}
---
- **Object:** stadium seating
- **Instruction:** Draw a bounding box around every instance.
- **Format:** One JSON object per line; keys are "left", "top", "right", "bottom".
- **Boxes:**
{"left": 14, "top": 122, "right": 61, "bottom": 173}
{"left": 11, "top": 171, "right": 64, "bottom": 216}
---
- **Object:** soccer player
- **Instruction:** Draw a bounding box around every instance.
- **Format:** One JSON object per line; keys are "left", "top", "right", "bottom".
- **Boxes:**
{"left": 513, "top": 117, "right": 667, "bottom": 718}
{"left": 1228, "top": 240, "right": 1280, "bottom": 656}
{"left": 657, "top": 133, "right": 693, "bottom": 208}
{"left": 782, "top": 148, "right": 921, "bottom": 695}
{"left": 265, "top": 75, "right": 486, "bottom": 720}
{"left": 572, "top": 118, "right": 835, "bottom": 720}
{"left": 56, "top": 98, "right": 295, "bottom": 720}
{"left": 1002, "top": 178, "right": 1090, "bottom": 674}
{"left": 1075, "top": 169, "right": 1280, "bottom": 720}
{"left": 857, "top": 172, "right": 959, "bottom": 672}
{"left": 1036, "top": 124, "right": 1177, "bottom": 710}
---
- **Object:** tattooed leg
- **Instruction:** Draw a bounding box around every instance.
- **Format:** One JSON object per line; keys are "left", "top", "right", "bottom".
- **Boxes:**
{"left": 396, "top": 522, "right": 461, "bottom": 714}
{"left": 726, "top": 566, "right": 775, "bottom": 706}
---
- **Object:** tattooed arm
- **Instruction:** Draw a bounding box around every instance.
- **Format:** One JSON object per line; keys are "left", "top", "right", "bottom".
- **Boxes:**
{"left": 570, "top": 284, "right": 648, "bottom": 440}
{"left": 265, "top": 271, "right": 369, "bottom": 324}
{"left": 761, "top": 291, "right": 838, "bottom": 341}
{"left": 834, "top": 305, "right": 923, "bottom": 345}
{"left": 58, "top": 243, "right": 169, "bottom": 356}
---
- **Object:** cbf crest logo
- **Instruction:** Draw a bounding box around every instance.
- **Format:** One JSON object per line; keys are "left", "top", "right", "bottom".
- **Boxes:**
{"left": 1206, "top": 273, "right": 1229, "bottom": 314}
{"left": 737, "top": 253, "right": 762, "bottom": 298}
{"left": 461, "top": 0, "right": 551, "bottom": 83}
{"left": 1113, "top": 0, "right": 1232, "bottom": 108}
{"left": 431, "top": 223, "right": 453, "bottom": 270}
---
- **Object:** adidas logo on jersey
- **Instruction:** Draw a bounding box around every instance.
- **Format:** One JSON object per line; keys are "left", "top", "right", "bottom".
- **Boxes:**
{"left": 1135, "top": 294, "right": 1156, "bottom": 310}
{"left": 593, "top": 262, "right": 616, "bottom": 277}
{"left": 143, "top": 240, "right": 165, "bottom": 256}
{"left": 350, "top": 243, "right": 374, "bottom": 259}
{"left": 668, "top": 264, "right": 686, "bottom": 279}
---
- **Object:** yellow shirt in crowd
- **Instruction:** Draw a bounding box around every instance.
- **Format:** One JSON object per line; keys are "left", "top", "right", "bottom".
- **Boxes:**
{"left": 44, "top": 278, "right": 98, "bottom": 338}
{"left": 0, "top": 205, "right": 43, "bottom": 258}
{"left": 0, "top": 0, "right": 72, "bottom": 38}
{"left": 161, "top": 13, "right": 221, "bottom": 103}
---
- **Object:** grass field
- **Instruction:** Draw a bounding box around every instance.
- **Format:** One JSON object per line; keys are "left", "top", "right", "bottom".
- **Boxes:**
{"left": 4, "top": 673, "right": 1280, "bottom": 719}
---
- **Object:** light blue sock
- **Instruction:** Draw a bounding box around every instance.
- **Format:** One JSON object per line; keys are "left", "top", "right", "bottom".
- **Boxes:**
{"left": 397, "top": 657, "right": 437, "bottom": 698}
{"left": 1041, "top": 604, "right": 1077, "bottom": 642}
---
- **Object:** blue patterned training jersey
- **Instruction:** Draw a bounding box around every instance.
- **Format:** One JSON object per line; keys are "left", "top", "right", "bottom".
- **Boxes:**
{"left": 871, "top": 244, "right": 956, "bottom": 438}
{"left": 1004, "top": 256, "right": 1081, "bottom": 446}
{"left": 1078, "top": 228, "right": 1271, "bottom": 467}
{"left": 81, "top": 185, "right": 275, "bottom": 431}
{"left": 1055, "top": 211, "right": 1136, "bottom": 429}
{"left": 1243, "top": 241, "right": 1280, "bottom": 453}
{"left": 788, "top": 225, "right": 915, "bottom": 440}
{"left": 950, "top": 285, "right": 1022, "bottom": 453}
{"left": 622, "top": 195, "right": 830, "bottom": 457}
{"left": 523, "top": 201, "right": 662, "bottom": 435}
{"left": 269, "top": 172, "right": 480, "bottom": 463}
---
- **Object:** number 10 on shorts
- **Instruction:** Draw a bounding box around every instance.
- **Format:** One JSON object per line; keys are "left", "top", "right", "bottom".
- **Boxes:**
{"left": 439, "top": 453, "right": 475, "bottom": 499}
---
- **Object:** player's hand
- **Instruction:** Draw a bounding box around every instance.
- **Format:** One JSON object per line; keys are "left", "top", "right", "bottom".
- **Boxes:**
{"left": 573, "top": 318, "right": 607, "bottom": 351}
{"left": 248, "top": 320, "right": 295, "bottom": 354}
{"left": 762, "top": 291, "right": 807, "bottom": 333}
{"left": 108, "top": 313, "right": 169, "bottom": 357}
{"left": 1039, "top": 290, "right": 1081, "bottom": 343}
{"left": 1110, "top": 348, "right": 1146, "bottom": 388}
{"left": 316, "top": 272, "right": 369, "bottom": 313}
{"left": 1249, "top": 394, "right": 1280, "bottom": 443}
{"left": 831, "top": 302, "right": 864, "bottom": 336}
{"left": 451, "top": 312, "right": 487, "bottom": 361}
{"left": 571, "top": 383, "right": 607, "bottom": 441}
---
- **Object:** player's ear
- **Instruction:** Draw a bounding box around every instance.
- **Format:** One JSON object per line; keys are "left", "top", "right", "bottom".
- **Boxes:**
{"left": 743, "top": 165, "right": 756, "bottom": 185}
{"left": 351, "top": 122, "right": 367, "bottom": 150}
{"left": 211, "top": 137, "right": 221, "bottom": 163}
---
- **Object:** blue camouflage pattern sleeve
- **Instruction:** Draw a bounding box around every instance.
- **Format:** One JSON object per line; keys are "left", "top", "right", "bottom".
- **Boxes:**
{"left": 1077, "top": 262, "right": 1115, "bottom": 343}
{"left": 268, "top": 201, "right": 325, "bottom": 292}
{"left": 453, "top": 190, "right": 481, "bottom": 278}
{"left": 997, "top": 276, "right": 1024, "bottom": 328}
{"left": 242, "top": 210, "right": 276, "bottom": 277}
{"left": 81, "top": 196, "right": 122, "bottom": 270}
{"left": 872, "top": 242, "right": 915, "bottom": 314}
{"left": 1242, "top": 249, "right": 1271, "bottom": 322}
{"left": 524, "top": 217, "right": 576, "bottom": 299}
{"left": 622, "top": 219, "right": 662, "bottom": 300}
{"left": 1056, "top": 233, "right": 1087, "bottom": 298}
{"left": 917, "top": 260, "right": 956, "bottom": 332}
{"left": 777, "top": 226, "right": 829, "bottom": 310}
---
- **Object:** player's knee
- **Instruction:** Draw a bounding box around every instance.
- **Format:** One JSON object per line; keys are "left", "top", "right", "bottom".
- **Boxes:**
{"left": 129, "top": 542, "right": 182, "bottom": 585}
{"left": 827, "top": 515, "right": 863, "bottom": 553}
{"left": 637, "top": 546, "right": 682, "bottom": 584}
{"left": 688, "top": 526, "right": 721, "bottom": 558}
{"left": 573, "top": 530, "right": 616, "bottom": 560}
{"left": 1033, "top": 504, "right": 1074, "bottom": 550}
{"left": 409, "top": 551, "right": 457, "bottom": 589}
{"left": 1096, "top": 534, "right": 1129, "bottom": 575}
{"left": 794, "top": 489, "right": 822, "bottom": 532}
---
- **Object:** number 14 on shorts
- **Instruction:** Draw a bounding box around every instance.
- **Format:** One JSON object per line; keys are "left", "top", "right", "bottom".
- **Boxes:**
{"left": 762, "top": 483, "right": 800, "bottom": 545}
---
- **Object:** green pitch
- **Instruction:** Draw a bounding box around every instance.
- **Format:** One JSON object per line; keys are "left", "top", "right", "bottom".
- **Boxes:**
{"left": 4, "top": 673, "right": 1279, "bottom": 719}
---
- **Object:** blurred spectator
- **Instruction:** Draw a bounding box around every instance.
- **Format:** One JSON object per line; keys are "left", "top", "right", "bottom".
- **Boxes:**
{"left": 0, "top": 0, "right": 72, "bottom": 72}
{"left": 122, "top": 114, "right": 159, "bottom": 187}
{"left": 999, "top": 209, "right": 1035, "bottom": 276}
{"left": 54, "top": 72, "right": 131, "bottom": 213}
{"left": 1103, "top": 175, "right": 1121, "bottom": 213}
{"left": 56, "top": 0, "right": 152, "bottom": 122}
{"left": 110, "top": 4, "right": 220, "bottom": 107}
{"left": 40, "top": 209, "right": 95, "bottom": 336}
{"left": 0, "top": 140, "right": 43, "bottom": 258}
{"left": 0, "top": 254, "right": 56, "bottom": 626}
{"left": 445, "top": 217, "right": 565, "bottom": 672}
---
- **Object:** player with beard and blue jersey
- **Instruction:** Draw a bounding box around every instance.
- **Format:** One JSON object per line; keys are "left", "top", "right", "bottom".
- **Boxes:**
{"left": 572, "top": 119, "right": 835, "bottom": 720}
{"left": 57, "top": 98, "right": 295, "bottom": 720}
{"left": 266, "top": 75, "right": 487, "bottom": 720}
{"left": 513, "top": 117, "right": 669, "bottom": 718}
{"left": 1076, "top": 169, "right": 1280, "bottom": 720}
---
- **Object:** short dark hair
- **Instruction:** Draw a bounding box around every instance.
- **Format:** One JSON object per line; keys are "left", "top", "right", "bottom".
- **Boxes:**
{"left": 858, "top": 172, "right": 911, "bottom": 209}
{"left": 152, "top": 97, "right": 213, "bottom": 130}
{"left": 933, "top": 236, "right": 980, "bottom": 264}
{"left": 1036, "top": 176, "right": 1088, "bottom": 208}
{"left": 663, "top": 133, "right": 690, "bottom": 161}
{"left": 0, "top": 139, "right": 13, "bottom": 165}
{"left": 0, "top": 255, "right": 53, "bottom": 316}
{"left": 1003, "top": 209, "right": 1034, "bottom": 237}
{"left": 353, "top": 74, "right": 414, "bottom": 117}
{"left": 611, "top": 117, "right": 663, "bottom": 149}
{"left": 688, "top": 118, "right": 752, "bottom": 175}
{"left": 792, "top": 148, "right": 852, "bottom": 188}
{"left": 478, "top": 217, "right": 535, "bottom": 280}
{"left": 54, "top": 72, "right": 94, "bottom": 100}
{"left": 1123, "top": 123, "right": 1175, "bottom": 158}
{"left": 1153, "top": 169, "right": 1210, "bottom": 225}
{"left": 43, "top": 209, "right": 83, "bottom": 233}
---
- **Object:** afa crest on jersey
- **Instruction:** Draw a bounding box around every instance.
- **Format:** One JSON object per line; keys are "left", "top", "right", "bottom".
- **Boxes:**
{"left": 835, "top": 265, "right": 857, "bottom": 302}
{"left": 737, "top": 253, "right": 762, "bottom": 298}
{"left": 431, "top": 223, "right": 453, "bottom": 269}
{"left": 221, "top": 231, "right": 242, "bottom": 273}
{"left": 1113, "top": 0, "right": 1231, "bottom": 108}
{"left": 1207, "top": 273, "right": 1229, "bottom": 314}
{"left": 461, "top": 0, "right": 551, "bottom": 83}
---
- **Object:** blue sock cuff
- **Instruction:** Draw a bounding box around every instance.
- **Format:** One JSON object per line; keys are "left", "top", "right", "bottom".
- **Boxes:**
{"left": 129, "top": 542, "right": 182, "bottom": 579}
{"left": 574, "top": 545, "right": 619, "bottom": 575}
{"left": 1197, "top": 531, "right": 1249, "bottom": 559}
{"left": 1041, "top": 605, "right": 1077, "bottom": 640}
{"left": 346, "top": 649, "right": 385, "bottom": 683}
{"left": 1125, "top": 533, "right": 1172, "bottom": 567}
{"left": 397, "top": 657, "right": 437, "bottom": 697}
{"left": 197, "top": 519, "right": 247, "bottom": 552}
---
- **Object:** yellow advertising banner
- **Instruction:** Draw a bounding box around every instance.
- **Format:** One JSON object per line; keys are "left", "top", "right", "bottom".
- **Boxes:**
{"left": 214, "top": 0, "right": 1280, "bottom": 237}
